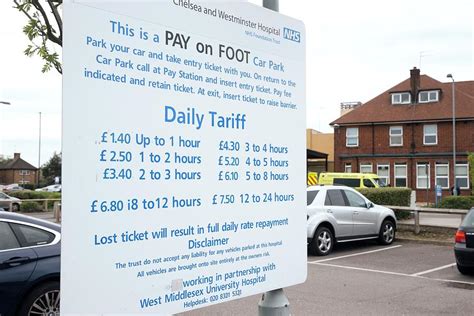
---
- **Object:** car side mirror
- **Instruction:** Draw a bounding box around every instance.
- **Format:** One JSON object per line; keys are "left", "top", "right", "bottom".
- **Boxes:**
{"left": 366, "top": 202, "right": 374, "bottom": 209}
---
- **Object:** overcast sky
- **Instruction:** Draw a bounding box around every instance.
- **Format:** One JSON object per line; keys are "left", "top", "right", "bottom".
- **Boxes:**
{"left": 0, "top": 0, "right": 472, "bottom": 167}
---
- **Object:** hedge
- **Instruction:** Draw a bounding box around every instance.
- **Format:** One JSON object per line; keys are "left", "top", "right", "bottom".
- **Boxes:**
{"left": 357, "top": 188, "right": 412, "bottom": 220}
{"left": 6, "top": 190, "right": 61, "bottom": 200}
{"left": 357, "top": 188, "right": 411, "bottom": 206}
{"left": 20, "top": 201, "right": 43, "bottom": 213}
{"left": 438, "top": 196, "right": 474, "bottom": 210}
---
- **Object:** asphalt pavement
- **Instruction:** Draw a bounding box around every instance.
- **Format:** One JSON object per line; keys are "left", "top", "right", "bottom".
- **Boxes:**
{"left": 182, "top": 241, "right": 474, "bottom": 315}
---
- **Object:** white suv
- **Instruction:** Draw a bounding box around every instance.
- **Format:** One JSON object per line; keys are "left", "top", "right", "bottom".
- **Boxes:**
{"left": 307, "top": 185, "right": 396, "bottom": 256}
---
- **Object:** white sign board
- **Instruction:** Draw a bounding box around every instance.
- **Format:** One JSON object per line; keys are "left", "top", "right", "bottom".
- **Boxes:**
{"left": 62, "top": 1, "right": 306, "bottom": 314}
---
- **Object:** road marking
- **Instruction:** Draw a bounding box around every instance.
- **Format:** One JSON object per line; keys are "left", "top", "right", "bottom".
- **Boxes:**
{"left": 308, "top": 245, "right": 402, "bottom": 263}
{"left": 411, "top": 263, "right": 456, "bottom": 276}
{"left": 312, "top": 262, "right": 410, "bottom": 277}
{"left": 311, "top": 262, "right": 474, "bottom": 286}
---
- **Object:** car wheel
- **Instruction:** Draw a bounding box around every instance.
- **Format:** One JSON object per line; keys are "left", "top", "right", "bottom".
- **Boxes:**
{"left": 18, "top": 281, "right": 60, "bottom": 316}
{"left": 309, "top": 226, "right": 334, "bottom": 256}
{"left": 12, "top": 203, "right": 20, "bottom": 212}
{"left": 457, "top": 263, "right": 473, "bottom": 275}
{"left": 378, "top": 220, "right": 395, "bottom": 245}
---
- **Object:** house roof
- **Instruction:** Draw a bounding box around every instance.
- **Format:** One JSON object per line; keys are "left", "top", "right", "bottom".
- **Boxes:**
{"left": 331, "top": 75, "right": 474, "bottom": 125}
{"left": 0, "top": 157, "right": 37, "bottom": 170}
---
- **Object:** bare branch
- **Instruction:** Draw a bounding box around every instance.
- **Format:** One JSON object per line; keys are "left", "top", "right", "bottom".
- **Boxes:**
{"left": 47, "top": 0, "right": 62, "bottom": 40}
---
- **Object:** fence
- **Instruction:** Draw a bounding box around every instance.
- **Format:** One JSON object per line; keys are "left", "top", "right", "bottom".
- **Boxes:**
{"left": 9, "top": 199, "right": 62, "bottom": 223}
{"left": 386, "top": 205, "right": 468, "bottom": 234}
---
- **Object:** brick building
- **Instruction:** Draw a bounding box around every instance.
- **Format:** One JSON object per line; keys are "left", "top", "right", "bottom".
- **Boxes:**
{"left": 0, "top": 153, "right": 38, "bottom": 185}
{"left": 331, "top": 68, "right": 474, "bottom": 202}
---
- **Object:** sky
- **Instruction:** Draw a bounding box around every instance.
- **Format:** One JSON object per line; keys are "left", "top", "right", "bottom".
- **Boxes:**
{"left": 0, "top": 0, "right": 472, "bottom": 167}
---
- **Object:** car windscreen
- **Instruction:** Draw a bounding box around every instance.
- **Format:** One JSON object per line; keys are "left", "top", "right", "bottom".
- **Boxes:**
{"left": 461, "top": 209, "right": 474, "bottom": 227}
{"left": 307, "top": 190, "right": 319, "bottom": 206}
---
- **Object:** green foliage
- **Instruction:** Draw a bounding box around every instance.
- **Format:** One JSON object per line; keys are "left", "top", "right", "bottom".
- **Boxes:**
{"left": 21, "top": 184, "right": 37, "bottom": 190}
{"left": 20, "top": 201, "right": 43, "bottom": 213}
{"left": 357, "top": 188, "right": 411, "bottom": 206}
{"left": 41, "top": 152, "right": 61, "bottom": 185}
{"left": 13, "top": 0, "right": 63, "bottom": 73}
{"left": 468, "top": 152, "right": 474, "bottom": 195}
{"left": 438, "top": 196, "right": 474, "bottom": 210}
{"left": 357, "top": 188, "right": 412, "bottom": 220}
{"left": 7, "top": 190, "right": 60, "bottom": 200}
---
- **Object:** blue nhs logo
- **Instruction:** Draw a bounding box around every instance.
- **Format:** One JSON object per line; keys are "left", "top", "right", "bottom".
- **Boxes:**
{"left": 283, "top": 27, "right": 301, "bottom": 43}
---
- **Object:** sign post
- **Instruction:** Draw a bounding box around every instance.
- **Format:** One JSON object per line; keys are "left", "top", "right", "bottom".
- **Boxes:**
{"left": 62, "top": 1, "right": 306, "bottom": 314}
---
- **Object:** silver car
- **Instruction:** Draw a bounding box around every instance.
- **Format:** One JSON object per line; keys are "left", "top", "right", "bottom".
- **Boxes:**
{"left": 307, "top": 185, "right": 396, "bottom": 256}
{"left": 0, "top": 192, "right": 21, "bottom": 212}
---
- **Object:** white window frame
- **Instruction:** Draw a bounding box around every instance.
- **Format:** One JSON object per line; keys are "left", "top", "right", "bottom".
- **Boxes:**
{"left": 435, "top": 163, "right": 449, "bottom": 189}
{"left": 377, "top": 164, "right": 390, "bottom": 186}
{"left": 423, "top": 124, "right": 438, "bottom": 145}
{"left": 346, "top": 127, "right": 359, "bottom": 147}
{"left": 360, "top": 163, "right": 373, "bottom": 174}
{"left": 416, "top": 163, "right": 431, "bottom": 189}
{"left": 389, "top": 126, "right": 403, "bottom": 147}
{"left": 344, "top": 163, "right": 352, "bottom": 173}
{"left": 419, "top": 90, "right": 439, "bottom": 103}
{"left": 394, "top": 164, "right": 407, "bottom": 187}
{"left": 455, "top": 163, "right": 470, "bottom": 189}
{"left": 391, "top": 92, "right": 411, "bottom": 104}
{"left": 19, "top": 170, "right": 31, "bottom": 176}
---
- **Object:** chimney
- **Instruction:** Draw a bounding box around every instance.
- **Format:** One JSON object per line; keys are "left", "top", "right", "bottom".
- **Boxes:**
{"left": 410, "top": 67, "right": 420, "bottom": 103}
{"left": 13, "top": 153, "right": 21, "bottom": 160}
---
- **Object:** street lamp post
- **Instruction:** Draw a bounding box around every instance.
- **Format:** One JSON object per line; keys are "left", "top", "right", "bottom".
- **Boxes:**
{"left": 38, "top": 112, "right": 42, "bottom": 187}
{"left": 447, "top": 74, "right": 456, "bottom": 195}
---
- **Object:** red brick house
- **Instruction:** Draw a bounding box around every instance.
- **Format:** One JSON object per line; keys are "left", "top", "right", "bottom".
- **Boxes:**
{"left": 0, "top": 153, "right": 38, "bottom": 185}
{"left": 331, "top": 68, "right": 474, "bottom": 202}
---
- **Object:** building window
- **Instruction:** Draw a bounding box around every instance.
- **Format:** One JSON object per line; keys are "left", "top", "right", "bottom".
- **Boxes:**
{"left": 435, "top": 163, "right": 449, "bottom": 189}
{"left": 423, "top": 124, "right": 438, "bottom": 145}
{"left": 377, "top": 164, "right": 390, "bottom": 186}
{"left": 19, "top": 180, "right": 30, "bottom": 184}
{"left": 417, "top": 163, "right": 430, "bottom": 189}
{"left": 19, "top": 170, "right": 31, "bottom": 176}
{"left": 455, "top": 164, "right": 469, "bottom": 189}
{"left": 394, "top": 164, "right": 407, "bottom": 187}
{"left": 391, "top": 92, "right": 411, "bottom": 104}
{"left": 346, "top": 128, "right": 359, "bottom": 147}
{"left": 344, "top": 163, "right": 352, "bottom": 173}
{"left": 389, "top": 126, "right": 403, "bottom": 146}
{"left": 419, "top": 90, "right": 439, "bottom": 103}
{"left": 360, "top": 163, "right": 373, "bottom": 174}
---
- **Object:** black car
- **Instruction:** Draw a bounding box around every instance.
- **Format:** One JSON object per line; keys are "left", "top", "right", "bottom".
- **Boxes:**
{"left": 454, "top": 207, "right": 474, "bottom": 275}
{"left": 0, "top": 212, "right": 60, "bottom": 315}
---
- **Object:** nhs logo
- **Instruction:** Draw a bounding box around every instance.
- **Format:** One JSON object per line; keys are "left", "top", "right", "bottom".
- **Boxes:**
{"left": 283, "top": 27, "right": 301, "bottom": 43}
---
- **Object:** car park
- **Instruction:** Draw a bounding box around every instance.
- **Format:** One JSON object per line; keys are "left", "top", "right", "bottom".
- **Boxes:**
{"left": 0, "top": 192, "right": 21, "bottom": 212}
{"left": 0, "top": 212, "right": 61, "bottom": 316}
{"left": 454, "top": 207, "right": 474, "bottom": 275}
{"left": 307, "top": 185, "right": 396, "bottom": 255}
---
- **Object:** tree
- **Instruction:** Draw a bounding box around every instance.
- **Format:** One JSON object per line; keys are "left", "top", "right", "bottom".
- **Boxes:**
{"left": 13, "top": 0, "right": 62, "bottom": 73}
{"left": 42, "top": 152, "right": 61, "bottom": 184}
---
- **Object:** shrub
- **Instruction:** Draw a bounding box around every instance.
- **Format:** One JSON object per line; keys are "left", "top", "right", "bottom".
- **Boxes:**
{"left": 438, "top": 196, "right": 474, "bottom": 210}
{"left": 357, "top": 187, "right": 412, "bottom": 220}
{"left": 357, "top": 188, "right": 411, "bottom": 206}
{"left": 6, "top": 190, "right": 61, "bottom": 200}
{"left": 20, "top": 201, "right": 43, "bottom": 213}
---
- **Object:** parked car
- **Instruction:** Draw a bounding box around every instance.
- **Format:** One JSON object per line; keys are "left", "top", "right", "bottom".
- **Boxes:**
{"left": 454, "top": 207, "right": 474, "bottom": 275}
{"left": 2, "top": 183, "right": 25, "bottom": 191}
{"left": 35, "top": 184, "right": 61, "bottom": 192}
{"left": 0, "top": 191, "right": 21, "bottom": 212}
{"left": 307, "top": 185, "right": 397, "bottom": 256}
{"left": 0, "top": 212, "right": 60, "bottom": 315}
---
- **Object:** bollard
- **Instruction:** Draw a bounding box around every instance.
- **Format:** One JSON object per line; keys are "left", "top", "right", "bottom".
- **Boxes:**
{"left": 414, "top": 210, "right": 420, "bottom": 234}
{"left": 258, "top": 289, "right": 290, "bottom": 316}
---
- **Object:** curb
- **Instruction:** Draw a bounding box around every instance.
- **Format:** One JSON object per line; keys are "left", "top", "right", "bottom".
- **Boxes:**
{"left": 395, "top": 237, "right": 454, "bottom": 246}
